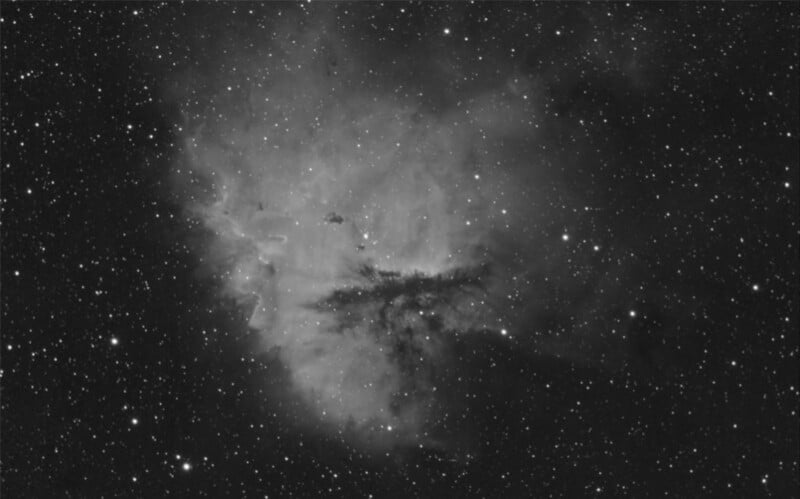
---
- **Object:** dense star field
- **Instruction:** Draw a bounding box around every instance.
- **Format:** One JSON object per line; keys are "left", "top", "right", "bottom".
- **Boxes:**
{"left": 1, "top": 2, "right": 798, "bottom": 497}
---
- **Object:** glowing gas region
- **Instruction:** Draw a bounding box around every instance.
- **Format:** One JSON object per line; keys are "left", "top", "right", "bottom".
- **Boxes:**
{"left": 167, "top": 10, "right": 546, "bottom": 449}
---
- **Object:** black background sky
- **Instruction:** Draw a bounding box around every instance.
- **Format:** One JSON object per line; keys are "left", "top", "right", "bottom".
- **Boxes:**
{"left": 2, "top": 2, "right": 799, "bottom": 498}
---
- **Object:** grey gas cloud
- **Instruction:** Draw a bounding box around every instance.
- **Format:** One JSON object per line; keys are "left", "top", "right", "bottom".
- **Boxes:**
{"left": 171, "top": 10, "right": 542, "bottom": 449}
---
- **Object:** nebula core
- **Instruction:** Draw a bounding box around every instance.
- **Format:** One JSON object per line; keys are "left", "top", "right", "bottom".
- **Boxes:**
{"left": 173, "top": 11, "right": 535, "bottom": 449}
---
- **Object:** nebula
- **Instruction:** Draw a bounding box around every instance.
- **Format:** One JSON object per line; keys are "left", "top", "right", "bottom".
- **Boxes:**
{"left": 170, "top": 8, "right": 542, "bottom": 450}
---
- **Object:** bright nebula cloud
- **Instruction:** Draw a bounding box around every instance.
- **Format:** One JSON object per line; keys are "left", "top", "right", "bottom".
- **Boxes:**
{"left": 172, "top": 9, "right": 538, "bottom": 450}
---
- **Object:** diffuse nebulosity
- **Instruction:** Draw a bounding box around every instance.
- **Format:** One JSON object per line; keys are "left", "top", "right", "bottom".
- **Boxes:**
{"left": 175, "top": 11, "right": 534, "bottom": 449}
